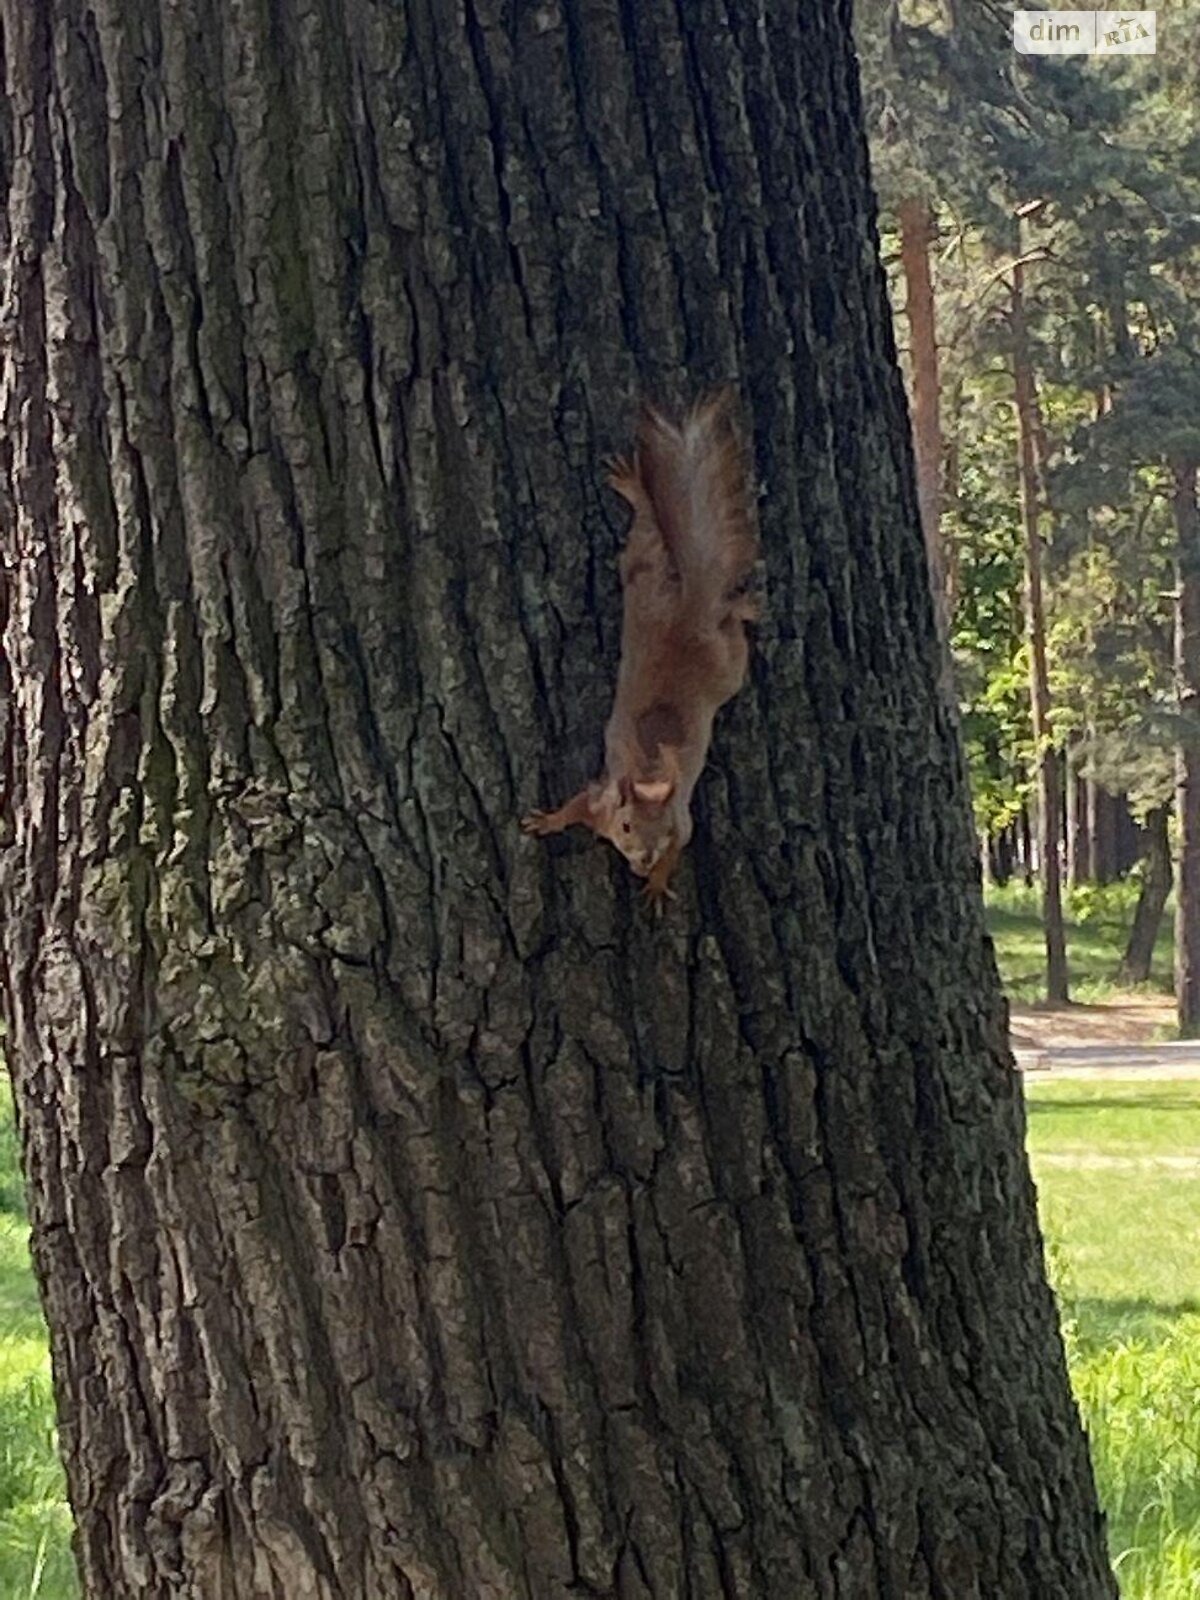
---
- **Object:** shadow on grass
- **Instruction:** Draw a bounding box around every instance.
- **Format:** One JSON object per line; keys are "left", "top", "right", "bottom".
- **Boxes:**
{"left": 1068, "top": 1295, "right": 1200, "bottom": 1351}
{"left": 1027, "top": 1096, "right": 1200, "bottom": 1115}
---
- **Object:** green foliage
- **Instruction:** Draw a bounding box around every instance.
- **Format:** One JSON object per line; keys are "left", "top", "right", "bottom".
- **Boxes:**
{"left": 1028, "top": 1079, "right": 1200, "bottom": 1598}
{"left": 864, "top": 1, "right": 1200, "bottom": 848}
{"left": 0, "top": 1094, "right": 74, "bottom": 1600}
{"left": 945, "top": 362, "right": 1031, "bottom": 832}
{"left": 1066, "top": 878, "right": 1144, "bottom": 932}
{"left": 0, "top": 1098, "right": 24, "bottom": 1219}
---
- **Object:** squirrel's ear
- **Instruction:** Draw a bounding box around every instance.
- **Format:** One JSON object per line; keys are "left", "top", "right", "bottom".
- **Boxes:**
{"left": 633, "top": 778, "right": 674, "bottom": 805}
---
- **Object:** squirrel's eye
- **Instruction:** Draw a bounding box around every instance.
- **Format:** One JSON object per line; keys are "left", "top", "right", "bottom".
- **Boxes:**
{"left": 621, "top": 822, "right": 631, "bottom": 834}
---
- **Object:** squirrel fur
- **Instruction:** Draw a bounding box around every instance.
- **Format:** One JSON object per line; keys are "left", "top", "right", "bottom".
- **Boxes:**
{"left": 522, "top": 391, "right": 759, "bottom": 905}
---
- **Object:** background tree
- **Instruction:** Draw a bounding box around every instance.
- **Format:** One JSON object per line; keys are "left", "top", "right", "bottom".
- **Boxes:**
{"left": 861, "top": 0, "right": 1200, "bottom": 1010}
{"left": 0, "top": 2, "right": 1115, "bottom": 1596}
{"left": 1012, "top": 235, "right": 1070, "bottom": 1001}
{"left": 857, "top": 0, "right": 1109, "bottom": 994}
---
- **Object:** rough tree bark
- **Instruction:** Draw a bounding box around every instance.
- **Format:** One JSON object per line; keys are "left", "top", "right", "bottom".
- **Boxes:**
{"left": 1011, "top": 254, "right": 1069, "bottom": 1004}
{"left": 0, "top": 2, "right": 1113, "bottom": 1597}
{"left": 1118, "top": 805, "right": 1170, "bottom": 987}
{"left": 1173, "top": 459, "right": 1200, "bottom": 1035}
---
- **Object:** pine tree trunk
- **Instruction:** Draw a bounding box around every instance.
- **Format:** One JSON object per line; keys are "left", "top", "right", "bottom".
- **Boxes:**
{"left": 1174, "top": 459, "right": 1200, "bottom": 1035}
{"left": 0, "top": 3, "right": 1114, "bottom": 1596}
{"left": 943, "top": 375, "right": 962, "bottom": 613}
{"left": 1020, "top": 805, "right": 1036, "bottom": 886}
{"left": 1011, "top": 256, "right": 1069, "bottom": 1004}
{"left": 1114, "top": 797, "right": 1142, "bottom": 878}
{"left": 1066, "top": 745, "right": 1089, "bottom": 887}
{"left": 1085, "top": 776, "right": 1101, "bottom": 882}
{"left": 987, "top": 831, "right": 1013, "bottom": 888}
{"left": 1000, "top": 826, "right": 1015, "bottom": 884}
{"left": 1090, "top": 787, "right": 1118, "bottom": 885}
{"left": 1118, "top": 805, "right": 1170, "bottom": 986}
{"left": 898, "top": 197, "right": 946, "bottom": 636}
{"left": 1077, "top": 724, "right": 1097, "bottom": 885}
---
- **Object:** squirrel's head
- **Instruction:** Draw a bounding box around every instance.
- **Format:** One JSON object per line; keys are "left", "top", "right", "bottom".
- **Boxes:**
{"left": 592, "top": 775, "right": 681, "bottom": 877}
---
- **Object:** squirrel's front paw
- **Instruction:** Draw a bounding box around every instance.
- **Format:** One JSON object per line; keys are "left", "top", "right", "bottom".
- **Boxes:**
{"left": 640, "top": 877, "right": 677, "bottom": 917}
{"left": 521, "top": 810, "right": 553, "bottom": 836}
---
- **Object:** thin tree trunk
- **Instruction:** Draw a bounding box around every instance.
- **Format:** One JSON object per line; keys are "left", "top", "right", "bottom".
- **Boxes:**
{"left": 999, "top": 826, "right": 1015, "bottom": 884}
{"left": 0, "top": 4, "right": 1114, "bottom": 1597}
{"left": 1115, "top": 796, "right": 1142, "bottom": 877}
{"left": 1118, "top": 805, "right": 1171, "bottom": 985}
{"left": 1076, "top": 760, "right": 1094, "bottom": 882}
{"left": 1012, "top": 253, "right": 1069, "bottom": 1003}
{"left": 1066, "top": 742, "right": 1088, "bottom": 886}
{"left": 987, "top": 831, "right": 1012, "bottom": 887}
{"left": 1174, "top": 458, "right": 1200, "bottom": 1035}
{"left": 1020, "top": 804, "right": 1035, "bottom": 886}
{"left": 1085, "top": 774, "right": 1100, "bottom": 882}
{"left": 1090, "top": 785, "right": 1118, "bottom": 885}
{"left": 898, "top": 198, "right": 946, "bottom": 633}
{"left": 943, "top": 374, "right": 963, "bottom": 613}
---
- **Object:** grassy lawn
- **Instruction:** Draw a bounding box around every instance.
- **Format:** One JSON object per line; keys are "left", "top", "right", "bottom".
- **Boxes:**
{"left": 0, "top": 1074, "right": 1195, "bottom": 1595}
{"left": 986, "top": 881, "right": 1174, "bottom": 1005}
{"left": 0, "top": 1106, "right": 76, "bottom": 1600}
{"left": 1027, "top": 1078, "right": 1200, "bottom": 1598}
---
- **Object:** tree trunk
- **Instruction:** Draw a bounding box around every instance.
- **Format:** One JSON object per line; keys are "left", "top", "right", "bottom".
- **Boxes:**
{"left": 1011, "top": 254, "right": 1070, "bottom": 1003}
{"left": 980, "top": 836, "right": 993, "bottom": 887}
{"left": 0, "top": 3, "right": 1114, "bottom": 1597}
{"left": 1114, "top": 796, "right": 1142, "bottom": 878}
{"left": 1174, "top": 458, "right": 1200, "bottom": 1035}
{"left": 1118, "top": 805, "right": 1171, "bottom": 986}
{"left": 1089, "top": 785, "right": 1118, "bottom": 885}
{"left": 1066, "top": 744, "right": 1090, "bottom": 886}
{"left": 987, "top": 830, "right": 1013, "bottom": 888}
{"left": 1000, "top": 826, "right": 1016, "bottom": 884}
{"left": 898, "top": 198, "right": 946, "bottom": 636}
{"left": 943, "top": 375, "right": 962, "bottom": 614}
{"left": 1020, "top": 804, "right": 1036, "bottom": 886}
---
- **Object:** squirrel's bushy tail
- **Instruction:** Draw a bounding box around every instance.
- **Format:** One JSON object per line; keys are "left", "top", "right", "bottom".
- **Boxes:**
{"left": 619, "top": 391, "right": 758, "bottom": 622}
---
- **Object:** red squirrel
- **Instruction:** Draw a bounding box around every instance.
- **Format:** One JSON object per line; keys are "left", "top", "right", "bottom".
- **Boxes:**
{"left": 522, "top": 391, "right": 759, "bottom": 905}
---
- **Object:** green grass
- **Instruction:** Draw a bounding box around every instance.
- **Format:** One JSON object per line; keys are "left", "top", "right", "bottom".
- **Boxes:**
{"left": 0, "top": 1100, "right": 75, "bottom": 1600}
{"left": 987, "top": 879, "right": 1174, "bottom": 1004}
{"left": 1027, "top": 1078, "right": 1200, "bottom": 1598}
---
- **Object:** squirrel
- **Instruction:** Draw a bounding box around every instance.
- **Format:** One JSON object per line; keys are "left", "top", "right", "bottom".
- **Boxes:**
{"left": 522, "top": 391, "right": 759, "bottom": 906}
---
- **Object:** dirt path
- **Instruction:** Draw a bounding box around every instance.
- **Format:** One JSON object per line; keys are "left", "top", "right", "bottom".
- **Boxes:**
{"left": 1006, "top": 993, "right": 1200, "bottom": 1077}
{"left": 1009, "top": 993, "right": 1174, "bottom": 1050}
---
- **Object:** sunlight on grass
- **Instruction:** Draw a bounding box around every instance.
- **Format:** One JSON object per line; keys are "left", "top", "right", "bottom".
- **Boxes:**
{"left": 1028, "top": 1078, "right": 1200, "bottom": 1598}
{"left": 1071, "top": 1331, "right": 1200, "bottom": 1600}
